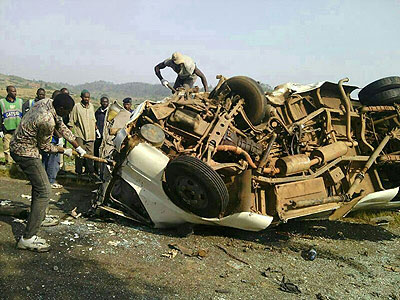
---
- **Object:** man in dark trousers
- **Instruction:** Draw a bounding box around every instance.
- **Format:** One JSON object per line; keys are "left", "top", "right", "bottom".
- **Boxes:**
{"left": 94, "top": 96, "right": 109, "bottom": 176}
{"left": 154, "top": 52, "right": 209, "bottom": 92}
{"left": 10, "top": 94, "right": 87, "bottom": 252}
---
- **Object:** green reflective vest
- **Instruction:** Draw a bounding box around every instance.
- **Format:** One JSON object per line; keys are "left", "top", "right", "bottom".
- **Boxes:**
{"left": 0, "top": 97, "right": 23, "bottom": 131}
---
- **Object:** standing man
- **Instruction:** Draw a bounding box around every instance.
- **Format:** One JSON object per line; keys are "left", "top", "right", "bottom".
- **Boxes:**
{"left": 154, "top": 52, "right": 208, "bottom": 92}
{"left": 22, "top": 88, "right": 46, "bottom": 116}
{"left": 59, "top": 87, "right": 70, "bottom": 172}
{"left": 42, "top": 90, "right": 64, "bottom": 189}
{"left": 122, "top": 97, "right": 133, "bottom": 113}
{"left": 69, "top": 89, "right": 96, "bottom": 177}
{"left": 94, "top": 96, "right": 109, "bottom": 176}
{"left": 10, "top": 93, "right": 87, "bottom": 251}
{"left": 0, "top": 86, "right": 23, "bottom": 165}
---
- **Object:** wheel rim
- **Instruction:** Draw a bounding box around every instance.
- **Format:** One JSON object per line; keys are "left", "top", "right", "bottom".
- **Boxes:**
{"left": 175, "top": 176, "right": 208, "bottom": 209}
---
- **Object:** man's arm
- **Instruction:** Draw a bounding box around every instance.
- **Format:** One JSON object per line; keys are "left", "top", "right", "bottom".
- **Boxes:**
{"left": 154, "top": 62, "right": 167, "bottom": 81}
{"left": 56, "top": 118, "right": 80, "bottom": 148}
{"left": 194, "top": 67, "right": 209, "bottom": 92}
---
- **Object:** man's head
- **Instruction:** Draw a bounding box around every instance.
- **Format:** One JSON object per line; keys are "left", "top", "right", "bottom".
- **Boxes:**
{"left": 36, "top": 88, "right": 46, "bottom": 100}
{"left": 80, "top": 89, "right": 90, "bottom": 105}
{"left": 171, "top": 52, "right": 185, "bottom": 65}
{"left": 6, "top": 86, "right": 17, "bottom": 100}
{"left": 123, "top": 97, "right": 132, "bottom": 111}
{"left": 52, "top": 90, "right": 61, "bottom": 99}
{"left": 53, "top": 93, "right": 75, "bottom": 117}
{"left": 100, "top": 96, "right": 109, "bottom": 109}
{"left": 60, "top": 87, "right": 69, "bottom": 95}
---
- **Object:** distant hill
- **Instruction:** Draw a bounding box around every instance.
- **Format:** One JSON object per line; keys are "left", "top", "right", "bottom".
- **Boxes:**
{"left": 0, "top": 73, "right": 171, "bottom": 103}
{"left": 0, "top": 73, "right": 273, "bottom": 104}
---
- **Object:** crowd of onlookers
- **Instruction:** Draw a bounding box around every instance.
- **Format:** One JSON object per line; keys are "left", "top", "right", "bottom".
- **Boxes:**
{"left": 0, "top": 85, "right": 135, "bottom": 188}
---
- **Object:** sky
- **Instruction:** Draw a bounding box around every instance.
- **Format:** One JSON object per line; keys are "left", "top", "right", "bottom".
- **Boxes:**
{"left": 1, "top": 0, "right": 400, "bottom": 89}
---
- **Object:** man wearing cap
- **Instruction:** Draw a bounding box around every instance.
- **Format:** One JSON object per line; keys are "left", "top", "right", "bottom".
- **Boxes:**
{"left": 10, "top": 93, "right": 87, "bottom": 252}
{"left": 0, "top": 86, "right": 23, "bottom": 165}
{"left": 123, "top": 97, "right": 134, "bottom": 113}
{"left": 68, "top": 89, "right": 96, "bottom": 177}
{"left": 154, "top": 52, "right": 208, "bottom": 92}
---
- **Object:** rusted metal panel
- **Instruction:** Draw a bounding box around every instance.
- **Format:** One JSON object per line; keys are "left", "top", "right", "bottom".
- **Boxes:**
{"left": 324, "top": 167, "right": 345, "bottom": 186}
{"left": 274, "top": 177, "right": 327, "bottom": 220}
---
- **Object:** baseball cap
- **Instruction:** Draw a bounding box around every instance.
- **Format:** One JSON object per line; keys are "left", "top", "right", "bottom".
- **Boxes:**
{"left": 171, "top": 52, "right": 185, "bottom": 64}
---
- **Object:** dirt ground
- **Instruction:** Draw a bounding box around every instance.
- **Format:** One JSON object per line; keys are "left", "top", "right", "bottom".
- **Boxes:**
{"left": 0, "top": 176, "right": 399, "bottom": 300}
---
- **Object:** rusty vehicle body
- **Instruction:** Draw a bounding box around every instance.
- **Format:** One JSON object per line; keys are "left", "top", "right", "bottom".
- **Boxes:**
{"left": 96, "top": 75, "right": 400, "bottom": 231}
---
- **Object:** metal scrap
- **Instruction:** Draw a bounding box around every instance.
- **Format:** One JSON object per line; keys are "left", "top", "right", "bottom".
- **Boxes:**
{"left": 279, "top": 276, "right": 301, "bottom": 294}
{"left": 216, "top": 245, "right": 249, "bottom": 266}
{"left": 161, "top": 249, "right": 178, "bottom": 259}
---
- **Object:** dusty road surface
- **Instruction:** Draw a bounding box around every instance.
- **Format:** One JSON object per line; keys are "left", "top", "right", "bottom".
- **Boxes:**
{"left": 0, "top": 176, "right": 399, "bottom": 300}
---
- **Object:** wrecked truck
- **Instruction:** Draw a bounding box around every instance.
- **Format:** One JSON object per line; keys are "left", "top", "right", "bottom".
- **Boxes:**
{"left": 95, "top": 75, "right": 400, "bottom": 231}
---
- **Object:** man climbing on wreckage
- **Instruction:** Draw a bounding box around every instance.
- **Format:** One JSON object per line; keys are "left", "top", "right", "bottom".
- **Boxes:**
{"left": 154, "top": 51, "right": 209, "bottom": 92}
{"left": 10, "top": 93, "right": 87, "bottom": 252}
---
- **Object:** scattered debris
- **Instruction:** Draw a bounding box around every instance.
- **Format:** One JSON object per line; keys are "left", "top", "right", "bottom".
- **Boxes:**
{"left": 371, "top": 216, "right": 394, "bottom": 226}
{"left": 60, "top": 220, "right": 74, "bottom": 226}
{"left": 12, "top": 218, "right": 25, "bottom": 224}
{"left": 161, "top": 249, "right": 178, "bottom": 259}
{"left": 305, "top": 248, "right": 317, "bottom": 261}
{"left": 216, "top": 245, "right": 249, "bottom": 265}
{"left": 21, "top": 194, "right": 31, "bottom": 200}
{"left": 226, "top": 261, "right": 245, "bottom": 270}
{"left": 383, "top": 265, "right": 400, "bottom": 272}
{"left": 169, "top": 243, "right": 193, "bottom": 256}
{"left": 70, "top": 207, "right": 82, "bottom": 219}
{"left": 55, "top": 192, "right": 62, "bottom": 196}
{"left": 316, "top": 292, "right": 329, "bottom": 300}
{"left": 195, "top": 249, "right": 208, "bottom": 258}
{"left": 215, "top": 289, "right": 231, "bottom": 294}
{"left": 279, "top": 276, "right": 301, "bottom": 294}
{"left": 261, "top": 267, "right": 283, "bottom": 277}
{"left": 53, "top": 266, "right": 59, "bottom": 271}
{"left": 311, "top": 225, "right": 327, "bottom": 231}
{"left": 107, "top": 241, "right": 121, "bottom": 247}
{"left": 168, "top": 243, "right": 209, "bottom": 258}
{"left": 337, "top": 231, "right": 345, "bottom": 240}
{"left": 0, "top": 200, "right": 12, "bottom": 206}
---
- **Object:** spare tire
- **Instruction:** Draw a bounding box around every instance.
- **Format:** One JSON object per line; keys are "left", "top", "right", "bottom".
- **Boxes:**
{"left": 359, "top": 76, "right": 400, "bottom": 105}
{"left": 363, "top": 88, "right": 400, "bottom": 106}
{"left": 221, "top": 76, "right": 266, "bottom": 126}
{"left": 164, "top": 156, "right": 229, "bottom": 218}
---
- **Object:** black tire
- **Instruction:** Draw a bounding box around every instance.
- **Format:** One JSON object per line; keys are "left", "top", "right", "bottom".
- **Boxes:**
{"left": 359, "top": 76, "right": 400, "bottom": 105}
{"left": 164, "top": 156, "right": 229, "bottom": 218}
{"left": 363, "top": 88, "right": 400, "bottom": 106}
{"left": 222, "top": 76, "right": 266, "bottom": 125}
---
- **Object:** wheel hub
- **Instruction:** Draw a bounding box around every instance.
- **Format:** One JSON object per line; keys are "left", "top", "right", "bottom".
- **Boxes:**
{"left": 175, "top": 177, "right": 208, "bottom": 209}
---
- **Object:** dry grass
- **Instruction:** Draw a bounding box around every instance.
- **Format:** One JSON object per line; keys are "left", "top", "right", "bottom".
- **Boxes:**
{"left": 347, "top": 210, "right": 400, "bottom": 226}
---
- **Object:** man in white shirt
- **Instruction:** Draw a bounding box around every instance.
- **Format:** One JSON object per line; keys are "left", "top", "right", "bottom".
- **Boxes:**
{"left": 154, "top": 52, "right": 208, "bottom": 92}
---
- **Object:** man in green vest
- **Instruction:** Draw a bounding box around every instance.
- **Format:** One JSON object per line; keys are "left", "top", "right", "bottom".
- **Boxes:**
{"left": 22, "top": 88, "right": 46, "bottom": 116}
{"left": 0, "top": 86, "right": 23, "bottom": 165}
